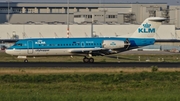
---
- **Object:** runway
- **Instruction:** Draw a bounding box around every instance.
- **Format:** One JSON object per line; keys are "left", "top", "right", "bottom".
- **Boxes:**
{"left": 0, "top": 62, "right": 180, "bottom": 68}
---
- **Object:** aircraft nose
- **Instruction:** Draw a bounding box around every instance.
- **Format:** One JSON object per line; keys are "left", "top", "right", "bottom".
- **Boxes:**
{"left": 5, "top": 49, "right": 11, "bottom": 55}
{"left": 5, "top": 49, "right": 8, "bottom": 54}
{"left": 5, "top": 48, "right": 18, "bottom": 56}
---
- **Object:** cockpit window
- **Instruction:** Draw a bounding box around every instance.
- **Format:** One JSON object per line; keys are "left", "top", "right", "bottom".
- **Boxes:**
{"left": 14, "top": 43, "right": 23, "bottom": 46}
{"left": 18, "top": 43, "right": 22, "bottom": 46}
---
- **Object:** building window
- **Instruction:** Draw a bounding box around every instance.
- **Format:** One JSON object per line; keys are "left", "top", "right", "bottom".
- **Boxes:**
{"left": 107, "top": 15, "right": 117, "bottom": 18}
{"left": 88, "top": 15, "right": 92, "bottom": 18}
{"left": 74, "top": 15, "right": 81, "bottom": 18}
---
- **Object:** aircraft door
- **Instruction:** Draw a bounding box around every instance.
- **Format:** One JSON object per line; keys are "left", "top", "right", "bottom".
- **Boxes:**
{"left": 81, "top": 42, "right": 85, "bottom": 47}
{"left": 27, "top": 40, "right": 33, "bottom": 54}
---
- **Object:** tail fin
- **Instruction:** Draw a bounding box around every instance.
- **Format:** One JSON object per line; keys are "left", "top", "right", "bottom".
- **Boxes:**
{"left": 131, "top": 17, "right": 166, "bottom": 38}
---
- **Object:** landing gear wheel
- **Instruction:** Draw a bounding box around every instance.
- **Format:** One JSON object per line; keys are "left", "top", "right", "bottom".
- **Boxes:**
{"left": 24, "top": 59, "right": 28, "bottom": 63}
{"left": 83, "top": 57, "right": 94, "bottom": 63}
{"left": 89, "top": 58, "right": 94, "bottom": 63}
{"left": 83, "top": 57, "right": 89, "bottom": 63}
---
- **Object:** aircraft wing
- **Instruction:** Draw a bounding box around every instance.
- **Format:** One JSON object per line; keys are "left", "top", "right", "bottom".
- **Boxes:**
{"left": 68, "top": 48, "right": 108, "bottom": 54}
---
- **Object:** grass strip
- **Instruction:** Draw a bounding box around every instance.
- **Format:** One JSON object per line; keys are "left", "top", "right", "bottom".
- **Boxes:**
{"left": 0, "top": 72, "right": 179, "bottom": 101}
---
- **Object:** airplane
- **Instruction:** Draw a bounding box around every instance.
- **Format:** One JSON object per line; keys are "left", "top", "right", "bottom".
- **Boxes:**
{"left": 5, "top": 17, "right": 166, "bottom": 63}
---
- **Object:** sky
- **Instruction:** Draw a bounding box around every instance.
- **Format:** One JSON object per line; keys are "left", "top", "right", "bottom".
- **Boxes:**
{"left": 0, "top": 0, "right": 179, "bottom": 5}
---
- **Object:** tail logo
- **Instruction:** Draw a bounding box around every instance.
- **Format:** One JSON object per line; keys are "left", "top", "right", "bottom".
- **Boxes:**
{"left": 138, "top": 23, "right": 155, "bottom": 33}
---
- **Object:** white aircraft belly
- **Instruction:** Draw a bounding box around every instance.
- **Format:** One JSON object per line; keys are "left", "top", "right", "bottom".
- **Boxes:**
{"left": 7, "top": 49, "right": 78, "bottom": 56}
{"left": 27, "top": 49, "right": 73, "bottom": 56}
{"left": 7, "top": 48, "right": 103, "bottom": 56}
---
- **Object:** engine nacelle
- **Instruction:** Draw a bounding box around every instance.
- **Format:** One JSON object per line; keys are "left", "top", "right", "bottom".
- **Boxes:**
{"left": 102, "top": 40, "right": 125, "bottom": 49}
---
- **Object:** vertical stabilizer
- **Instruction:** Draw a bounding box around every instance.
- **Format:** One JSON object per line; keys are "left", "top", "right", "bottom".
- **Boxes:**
{"left": 131, "top": 17, "right": 166, "bottom": 38}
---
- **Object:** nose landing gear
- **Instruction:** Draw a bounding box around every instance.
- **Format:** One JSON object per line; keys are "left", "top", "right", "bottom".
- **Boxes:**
{"left": 83, "top": 56, "right": 94, "bottom": 63}
{"left": 24, "top": 59, "right": 28, "bottom": 63}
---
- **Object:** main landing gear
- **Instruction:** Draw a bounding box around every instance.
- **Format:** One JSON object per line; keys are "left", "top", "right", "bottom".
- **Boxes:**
{"left": 83, "top": 56, "right": 94, "bottom": 63}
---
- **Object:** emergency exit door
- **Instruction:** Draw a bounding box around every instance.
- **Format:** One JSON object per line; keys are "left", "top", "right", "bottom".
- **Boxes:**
{"left": 27, "top": 40, "right": 33, "bottom": 54}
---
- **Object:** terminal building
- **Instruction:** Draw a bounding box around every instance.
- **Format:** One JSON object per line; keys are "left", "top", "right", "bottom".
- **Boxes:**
{"left": 0, "top": 2, "right": 180, "bottom": 52}
{"left": 0, "top": 2, "right": 177, "bottom": 25}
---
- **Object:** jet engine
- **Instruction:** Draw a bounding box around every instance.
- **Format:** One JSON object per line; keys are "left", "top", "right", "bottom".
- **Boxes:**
{"left": 102, "top": 40, "right": 130, "bottom": 49}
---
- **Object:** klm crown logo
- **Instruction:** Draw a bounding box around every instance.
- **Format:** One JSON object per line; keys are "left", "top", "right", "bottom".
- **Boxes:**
{"left": 35, "top": 40, "right": 46, "bottom": 44}
{"left": 110, "top": 42, "right": 116, "bottom": 46}
{"left": 138, "top": 23, "right": 155, "bottom": 33}
{"left": 143, "top": 23, "right": 151, "bottom": 28}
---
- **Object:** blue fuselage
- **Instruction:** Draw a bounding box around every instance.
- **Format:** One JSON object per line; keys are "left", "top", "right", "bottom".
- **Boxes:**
{"left": 7, "top": 37, "right": 155, "bottom": 50}
{"left": 5, "top": 37, "right": 155, "bottom": 57}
